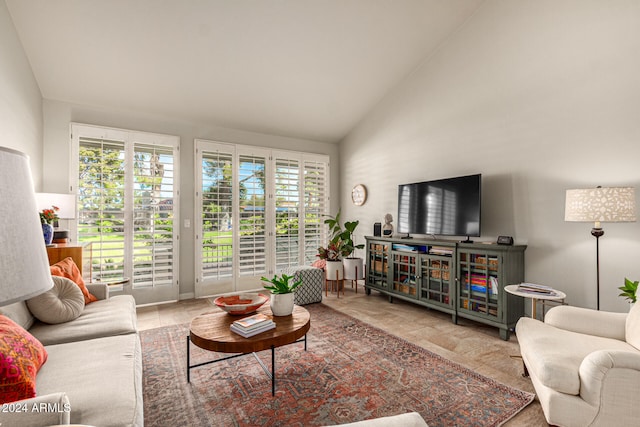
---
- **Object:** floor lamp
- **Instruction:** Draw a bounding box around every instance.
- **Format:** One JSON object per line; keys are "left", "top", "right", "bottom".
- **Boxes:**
{"left": 564, "top": 186, "right": 636, "bottom": 310}
{"left": 0, "top": 147, "right": 53, "bottom": 306}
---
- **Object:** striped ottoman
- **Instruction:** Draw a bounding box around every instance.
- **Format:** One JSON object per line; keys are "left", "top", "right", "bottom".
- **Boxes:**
{"left": 280, "top": 266, "right": 323, "bottom": 305}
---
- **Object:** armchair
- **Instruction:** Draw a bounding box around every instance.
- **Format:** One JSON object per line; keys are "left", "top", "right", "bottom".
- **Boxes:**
{"left": 516, "top": 304, "right": 640, "bottom": 426}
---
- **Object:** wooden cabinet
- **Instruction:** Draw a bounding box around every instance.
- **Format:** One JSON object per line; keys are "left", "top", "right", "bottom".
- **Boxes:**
{"left": 46, "top": 243, "right": 92, "bottom": 279}
{"left": 365, "top": 236, "right": 525, "bottom": 340}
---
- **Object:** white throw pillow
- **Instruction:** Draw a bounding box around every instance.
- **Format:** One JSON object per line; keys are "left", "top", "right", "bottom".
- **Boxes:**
{"left": 27, "top": 276, "right": 85, "bottom": 324}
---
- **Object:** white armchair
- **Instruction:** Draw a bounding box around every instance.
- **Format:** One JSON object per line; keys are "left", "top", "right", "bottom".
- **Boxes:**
{"left": 516, "top": 304, "right": 640, "bottom": 426}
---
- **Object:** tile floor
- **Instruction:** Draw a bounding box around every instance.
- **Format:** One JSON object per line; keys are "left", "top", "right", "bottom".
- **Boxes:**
{"left": 137, "top": 284, "right": 548, "bottom": 426}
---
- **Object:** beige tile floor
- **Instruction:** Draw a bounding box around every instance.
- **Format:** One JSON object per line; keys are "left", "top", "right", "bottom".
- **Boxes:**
{"left": 137, "top": 284, "right": 548, "bottom": 426}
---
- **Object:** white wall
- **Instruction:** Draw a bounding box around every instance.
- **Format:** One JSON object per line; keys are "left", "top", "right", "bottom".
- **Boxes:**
{"left": 0, "top": 0, "right": 42, "bottom": 187}
{"left": 340, "top": 0, "right": 640, "bottom": 312}
{"left": 42, "top": 99, "right": 340, "bottom": 300}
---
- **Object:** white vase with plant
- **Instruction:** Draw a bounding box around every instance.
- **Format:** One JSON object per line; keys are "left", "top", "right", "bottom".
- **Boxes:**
{"left": 261, "top": 273, "right": 302, "bottom": 316}
{"left": 618, "top": 278, "right": 638, "bottom": 310}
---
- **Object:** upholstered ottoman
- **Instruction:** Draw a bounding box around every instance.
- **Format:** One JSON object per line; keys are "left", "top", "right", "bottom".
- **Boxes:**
{"left": 281, "top": 266, "right": 323, "bottom": 305}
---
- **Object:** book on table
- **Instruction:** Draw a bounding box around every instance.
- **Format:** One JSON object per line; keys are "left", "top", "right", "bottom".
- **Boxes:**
{"left": 517, "top": 283, "right": 557, "bottom": 296}
{"left": 230, "top": 321, "right": 275, "bottom": 338}
{"left": 230, "top": 313, "right": 275, "bottom": 337}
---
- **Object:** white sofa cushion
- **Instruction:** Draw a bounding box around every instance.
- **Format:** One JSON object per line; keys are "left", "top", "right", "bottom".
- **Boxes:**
{"left": 29, "top": 295, "right": 137, "bottom": 345}
{"left": 27, "top": 276, "right": 85, "bottom": 324}
{"left": 0, "top": 300, "right": 35, "bottom": 330}
{"left": 328, "top": 412, "right": 428, "bottom": 427}
{"left": 516, "top": 317, "right": 635, "bottom": 395}
{"left": 37, "top": 334, "right": 143, "bottom": 427}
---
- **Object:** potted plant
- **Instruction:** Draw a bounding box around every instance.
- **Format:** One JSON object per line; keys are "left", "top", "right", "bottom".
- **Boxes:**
{"left": 341, "top": 218, "right": 365, "bottom": 281}
{"left": 261, "top": 273, "right": 302, "bottom": 316}
{"left": 618, "top": 277, "right": 638, "bottom": 305}
{"left": 318, "top": 209, "right": 365, "bottom": 281}
{"left": 317, "top": 209, "right": 350, "bottom": 280}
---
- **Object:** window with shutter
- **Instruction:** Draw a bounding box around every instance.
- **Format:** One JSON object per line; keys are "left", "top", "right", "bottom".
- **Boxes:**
{"left": 72, "top": 124, "right": 179, "bottom": 303}
{"left": 195, "top": 140, "right": 329, "bottom": 297}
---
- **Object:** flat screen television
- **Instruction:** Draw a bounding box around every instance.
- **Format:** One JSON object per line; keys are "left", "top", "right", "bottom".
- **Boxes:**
{"left": 397, "top": 174, "right": 481, "bottom": 238}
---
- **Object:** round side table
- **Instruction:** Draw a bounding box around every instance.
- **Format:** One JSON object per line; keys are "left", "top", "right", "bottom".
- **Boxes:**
{"left": 505, "top": 284, "right": 566, "bottom": 320}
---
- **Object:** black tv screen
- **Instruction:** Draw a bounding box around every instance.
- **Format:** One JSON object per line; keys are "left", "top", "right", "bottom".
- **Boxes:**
{"left": 397, "top": 174, "right": 481, "bottom": 237}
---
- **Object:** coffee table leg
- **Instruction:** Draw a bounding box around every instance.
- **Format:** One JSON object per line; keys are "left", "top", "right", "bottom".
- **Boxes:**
{"left": 186, "top": 336, "right": 191, "bottom": 383}
{"left": 271, "top": 345, "right": 276, "bottom": 396}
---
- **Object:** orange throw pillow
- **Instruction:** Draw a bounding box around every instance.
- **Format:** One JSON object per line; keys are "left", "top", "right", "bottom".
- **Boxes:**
{"left": 0, "top": 315, "right": 48, "bottom": 403}
{"left": 50, "top": 257, "right": 98, "bottom": 304}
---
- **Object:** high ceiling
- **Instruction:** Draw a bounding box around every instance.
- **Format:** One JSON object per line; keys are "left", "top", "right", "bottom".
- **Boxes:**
{"left": 7, "top": 0, "right": 483, "bottom": 143}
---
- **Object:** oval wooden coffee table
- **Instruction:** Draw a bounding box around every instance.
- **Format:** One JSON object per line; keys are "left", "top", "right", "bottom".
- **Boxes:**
{"left": 187, "top": 304, "right": 310, "bottom": 396}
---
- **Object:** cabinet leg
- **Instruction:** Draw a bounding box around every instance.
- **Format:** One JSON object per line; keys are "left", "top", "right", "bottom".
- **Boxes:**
{"left": 365, "top": 287, "right": 371, "bottom": 295}
{"left": 388, "top": 295, "right": 393, "bottom": 303}
{"left": 499, "top": 328, "right": 510, "bottom": 341}
{"left": 451, "top": 313, "right": 457, "bottom": 324}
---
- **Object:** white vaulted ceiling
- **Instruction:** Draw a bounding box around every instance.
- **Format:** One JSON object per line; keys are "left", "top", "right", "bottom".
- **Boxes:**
{"left": 6, "top": 0, "right": 483, "bottom": 143}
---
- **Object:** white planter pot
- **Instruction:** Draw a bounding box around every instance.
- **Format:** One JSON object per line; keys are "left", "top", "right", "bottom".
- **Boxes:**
{"left": 270, "top": 292, "right": 295, "bottom": 316}
{"left": 325, "top": 260, "right": 344, "bottom": 280}
{"left": 343, "top": 257, "right": 364, "bottom": 280}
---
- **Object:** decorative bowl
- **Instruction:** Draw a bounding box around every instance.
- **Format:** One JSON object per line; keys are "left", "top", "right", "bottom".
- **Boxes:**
{"left": 213, "top": 293, "right": 269, "bottom": 315}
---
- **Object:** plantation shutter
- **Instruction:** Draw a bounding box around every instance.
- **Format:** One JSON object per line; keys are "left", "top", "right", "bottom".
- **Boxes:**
{"left": 303, "top": 156, "right": 329, "bottom": 264}
{"left": 198, "top": 147, "right": 234, "bottom": 282}
{"left": 131, "top": 143, "right": 176, "bottom": 288}
{"left": 274, "top": 156, "right": 300, "bottom": 270}
{"left": 77, "top": 136, "right": 127, "bottom": 281}
{"left": 237, "top": 152, "right": 267, "bottom": 277}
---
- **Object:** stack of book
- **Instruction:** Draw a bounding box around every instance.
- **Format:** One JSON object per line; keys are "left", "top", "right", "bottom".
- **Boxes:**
{"left": 517, "top": 283, "right": 557, "bottom": 296}
{"left": 230, "top": 313, "right": 275, "bottom": 338}
{"left": 429, "top": 246, "right": 453, "bottom": 256}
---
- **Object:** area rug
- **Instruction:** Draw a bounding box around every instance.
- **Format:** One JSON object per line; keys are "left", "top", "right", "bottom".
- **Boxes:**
{"left": 141, "top": 303, "right": 534, "bottom": 426}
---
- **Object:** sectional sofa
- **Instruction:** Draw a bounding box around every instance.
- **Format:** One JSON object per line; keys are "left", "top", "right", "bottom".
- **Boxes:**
{"left": 0, "top": 276, "right": 142, "bottom": 427}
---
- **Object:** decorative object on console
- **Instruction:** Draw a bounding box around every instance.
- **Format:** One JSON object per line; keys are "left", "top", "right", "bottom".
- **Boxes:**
{"left": 35, "top": 192, "right": 76, "bottom": 243}
{"left": 497, "top": 235, "right": 514, "bottom": 245}
{"left": 0, "top": 146, "right": 54, "bottom": 307}
{"left": 373, "top": 222, "right": 381, "bottom": 236}
{"left": 565, "top": 186, "right": 636, "bottom": 310}
{"left": 382, "top": 213, "right": 394, "bottom": 237}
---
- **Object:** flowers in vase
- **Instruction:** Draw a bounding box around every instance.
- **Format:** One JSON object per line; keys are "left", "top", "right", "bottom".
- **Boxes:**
{"left": 39, "top": 206, "right": 60, "bottom": 224}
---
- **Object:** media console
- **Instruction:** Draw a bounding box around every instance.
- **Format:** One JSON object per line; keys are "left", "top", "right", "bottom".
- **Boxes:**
{"left": 365, "top": 236, "right": 526, "bottom": 340}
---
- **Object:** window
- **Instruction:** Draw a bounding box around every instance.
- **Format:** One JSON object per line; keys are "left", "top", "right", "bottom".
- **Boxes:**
{"left": 195, "top": 140, "right": 329, "bottom": 297}
{"left": 71, "top": 124, "right": 180, "bottom": 300}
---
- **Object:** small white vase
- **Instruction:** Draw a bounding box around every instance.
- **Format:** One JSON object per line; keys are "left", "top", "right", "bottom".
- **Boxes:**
{"left": 325, "top": 260, "right": 343, "bottom": 280}
{"left": 343, "top": 257, "right": 364, "bottom": 280}
{"left": 270, "top": 292, "right": 295, "bottom": 316}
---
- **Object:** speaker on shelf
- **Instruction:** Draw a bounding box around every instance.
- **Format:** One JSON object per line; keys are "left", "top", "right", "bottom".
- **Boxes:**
{"left": 497, "top": 235, "right": 514, "bottom": 245}
{"left": 373, "top": 222, "right": 381, "bottom": 236}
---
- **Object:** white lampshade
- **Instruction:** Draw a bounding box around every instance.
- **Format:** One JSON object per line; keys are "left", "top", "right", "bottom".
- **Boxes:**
{"left": 35, "top": 192, "right": 76, "bottom": 219}
{"left": 565, "top": 187, "right": 636, "bottom": 226}
{"left": 0, "top": 147, "right": 54, "bottom": 306}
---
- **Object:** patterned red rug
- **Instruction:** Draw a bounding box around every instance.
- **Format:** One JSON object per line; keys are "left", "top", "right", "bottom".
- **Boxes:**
{"left": 141, "top": 303, "right": 533, "bottom": 426}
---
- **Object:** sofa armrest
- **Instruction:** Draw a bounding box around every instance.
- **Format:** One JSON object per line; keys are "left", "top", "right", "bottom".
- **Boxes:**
{"left": 0, "top": 392, "right": 70, "bottom": 427}
{"left": 86, "top": 282, "right": 109, "bottom": 300}
{"left": 579, "top": 350, "right": 640, "bottom": 416}
{"left": 545, "top": 305, "right": 627, "bottom": 340}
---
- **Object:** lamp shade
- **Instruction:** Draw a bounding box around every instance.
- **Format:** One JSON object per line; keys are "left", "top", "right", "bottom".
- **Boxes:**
{"left": 565, "top": 187, "right": 636, "bottom": 224}
{"left": 0, "top": 147, "right": 54, "bottom": 306}
{"left": 35, "top": 192, "right": 76, "bottom": 219}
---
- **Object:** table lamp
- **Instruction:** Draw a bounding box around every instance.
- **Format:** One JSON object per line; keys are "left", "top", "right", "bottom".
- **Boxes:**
{"left": 0, "top": 146, "right": 54, "bottom": 306}
{"left": 565, "top": 186, "right": 636, "bottom": 310}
